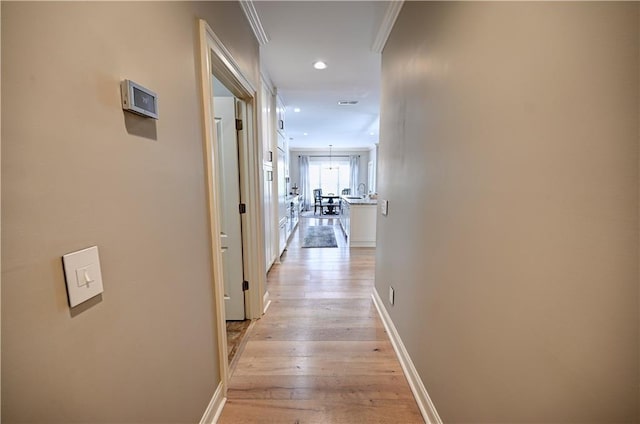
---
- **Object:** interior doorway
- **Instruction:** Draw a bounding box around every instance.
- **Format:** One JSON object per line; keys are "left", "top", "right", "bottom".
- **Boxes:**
{"left": 213, "top": 77, "right": 253, "bottom": 368}
{"left": 198, "top": 19, "right": 266, "bottom": 396}
{"left": 213, "top": 77, "right": 246, "bottom": 321}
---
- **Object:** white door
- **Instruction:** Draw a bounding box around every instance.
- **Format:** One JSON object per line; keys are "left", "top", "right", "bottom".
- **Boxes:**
{"left": 277, "top": 147, "right": 287, "bottom": 256}
{"left": 263, "top": 166, "right": 273, "bottom": 271}
{"left": 214, "top": 94, "right": 245, "bottom": 321}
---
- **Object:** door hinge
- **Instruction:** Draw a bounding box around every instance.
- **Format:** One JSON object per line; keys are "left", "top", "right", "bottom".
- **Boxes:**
{"left": 239, "top": 203, "right": 246, "bottom": 214}
{"left": 235, "top": 119, "right": 243, "bottom": 131}
{"left": 242, "top": 281, "right": 249, "bottom": 291}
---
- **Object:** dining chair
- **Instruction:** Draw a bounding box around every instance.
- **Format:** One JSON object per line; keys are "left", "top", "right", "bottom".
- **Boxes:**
{"left": 313, "top": 189, "right": 323, "bottom": 215}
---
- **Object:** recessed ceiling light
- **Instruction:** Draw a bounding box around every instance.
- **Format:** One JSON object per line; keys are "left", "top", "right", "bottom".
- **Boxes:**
{"left": 337, "top": 100, "right": 359, "bottom": 106}
{"left": 369, "top": 132, "right": 375, "bottom": 136}
{"left": 313, "top": 61, "right": 327, "bottom": 70}
{"left": 294, "top": 107, "right": 301, "bottom": 113}
{"left": 303, "top": 132, "right": 308, "bottom": 136}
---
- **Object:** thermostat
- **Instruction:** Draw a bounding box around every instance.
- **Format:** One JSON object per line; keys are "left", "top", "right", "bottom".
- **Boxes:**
{"left": 121, "top": 79, "right": 158, "bottom": 119}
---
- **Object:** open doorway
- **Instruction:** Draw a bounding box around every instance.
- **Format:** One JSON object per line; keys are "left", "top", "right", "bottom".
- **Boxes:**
{"left": 199, "top": 20, "right": 266, "bottom": 396}
{"left": 212, "top": 77, "right": 252, "bottom": 366}
{"left": 213, "top": 78, "right": 246, "bottom": 322}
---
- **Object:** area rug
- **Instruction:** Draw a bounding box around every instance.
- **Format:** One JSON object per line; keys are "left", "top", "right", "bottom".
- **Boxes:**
{"left": 302, "top": 226, "right": 338, "bottom": 248}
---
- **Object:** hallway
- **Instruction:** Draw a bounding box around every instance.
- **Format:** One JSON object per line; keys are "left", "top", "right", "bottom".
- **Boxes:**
{"left": 218, "top": 217, "right": 423, "bottom": 423}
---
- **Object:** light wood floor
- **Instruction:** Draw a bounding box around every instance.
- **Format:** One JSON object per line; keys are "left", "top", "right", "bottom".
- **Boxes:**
{"left": 218, "top": 217, "right": 423, "bottom": 423}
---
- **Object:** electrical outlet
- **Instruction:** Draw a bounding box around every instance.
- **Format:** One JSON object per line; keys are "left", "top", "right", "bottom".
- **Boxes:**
{"left": 389, "top": 286, "right": 395, "bottom": 305}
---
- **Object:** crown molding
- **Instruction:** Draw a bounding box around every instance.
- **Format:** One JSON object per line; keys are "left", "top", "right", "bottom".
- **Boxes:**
{"left": 240, "top": 0, "right": 270, "bottom": 46}
{"left": 371, "top": 1, "right": 404, "bottom": 54}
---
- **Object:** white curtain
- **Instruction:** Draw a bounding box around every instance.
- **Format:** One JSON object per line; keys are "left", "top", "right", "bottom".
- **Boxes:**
{"left": 299, "top": 155, "right": 311, "bottom": 210}
{"left": 349, "top": 155, "right": 360, "bottom": 195}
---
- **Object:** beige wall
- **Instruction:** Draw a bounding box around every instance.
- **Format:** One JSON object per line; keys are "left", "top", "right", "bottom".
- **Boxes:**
{"left": 377, "top": 2, "right": 639, "bottom": 422}
{"left": 1, "top": 2, "right": 258, "bottom": 422}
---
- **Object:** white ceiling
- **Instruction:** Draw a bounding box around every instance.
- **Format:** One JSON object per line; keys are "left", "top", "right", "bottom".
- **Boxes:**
{"left": 252, "top": 1, "right": 394, "bottom": 150}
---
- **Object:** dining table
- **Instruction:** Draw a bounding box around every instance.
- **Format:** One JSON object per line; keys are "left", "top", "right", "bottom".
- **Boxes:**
{"left": 321, "top": 195, "right": 340, "bottom": 215}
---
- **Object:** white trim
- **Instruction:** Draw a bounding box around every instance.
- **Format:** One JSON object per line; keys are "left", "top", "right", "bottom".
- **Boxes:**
{"left": 263, "top": 290, "right": 271, "bottom": 314}
{"left": 199, "top": 18, "right": 265, "bottom": 321}
{"left": 240, "top": 0, "right": 270, "bottom": 46}
{"left": 199, "top": 382, "right": 226, "bottom": 424}
{"left": 260, "top": 70, "right": 275, "bottom": 97}
{"left": 262, "top": 292, "right": 271, "bottom": 314}
{"left": 1, "top": 3, "right": 3, "bottom": 409}
{"left": 203, "top": 21, "right": 256, "bottom": 96}
{"left": 198, "top": 18, "right": 230, "bottom": 396}
{"left": 372, "top": 288, "right": 442, "bottom": 424}
{"left": 371, "top": 1, "right": 405, "bottom": 54}
{"left": 236, "top": 97, "right": 267, "bottom": 320}
{"left": 198, "top": 18, "right": 267, "bottom": 400}
{"left": 349, "top": 242, "right": 376, "bottom": 248}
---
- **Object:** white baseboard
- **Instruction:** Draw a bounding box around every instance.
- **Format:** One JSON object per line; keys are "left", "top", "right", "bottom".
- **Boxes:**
{"left": 200, "top": 381, "right": 226, "bottom": 424}
{"left": 372, "top": 289, "right": 442, "bottom": 424}
{"left": 263, "top": 290, "right": 271, "bottom": 314}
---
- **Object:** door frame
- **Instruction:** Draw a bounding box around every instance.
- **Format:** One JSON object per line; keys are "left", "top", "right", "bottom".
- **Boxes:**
{"left": 198, "top": 19, "right": 266, "bottom": 393}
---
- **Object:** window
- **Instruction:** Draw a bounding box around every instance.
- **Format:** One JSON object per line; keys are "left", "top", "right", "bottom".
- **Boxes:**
{"left": 309, "top": 159, "right": 350, "bottom": 195}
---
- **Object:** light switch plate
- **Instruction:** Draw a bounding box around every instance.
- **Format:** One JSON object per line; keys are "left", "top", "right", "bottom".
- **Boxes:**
{"left": 381, "top": 199, "right": 389, "bottom": 216}
{"left": 62, "top": 246, "right": 104, "bottom": 307}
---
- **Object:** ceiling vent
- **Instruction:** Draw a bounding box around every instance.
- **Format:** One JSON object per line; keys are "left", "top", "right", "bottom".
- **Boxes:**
{"left": 337, "top": 100, "right": 359, "bottom": 106}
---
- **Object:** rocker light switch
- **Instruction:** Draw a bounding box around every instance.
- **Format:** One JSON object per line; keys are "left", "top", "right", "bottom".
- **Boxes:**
{"left": 75, "top": 265, "right": 96, "bottom": 287}
{"left": 381, "top": 199, "right": 389, "bottom": 216}
{"left": 62, "top": 246, "right": 104, "bottom": 307}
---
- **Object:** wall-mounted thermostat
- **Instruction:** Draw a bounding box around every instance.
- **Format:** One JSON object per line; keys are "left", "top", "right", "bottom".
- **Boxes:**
{"left": 121, "top": 79, "right": 158, "bottom": 119}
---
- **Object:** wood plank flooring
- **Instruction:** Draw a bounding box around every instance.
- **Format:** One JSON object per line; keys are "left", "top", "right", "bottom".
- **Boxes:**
{"left": 218, "top": 218, "right": 423, "bottom": 423}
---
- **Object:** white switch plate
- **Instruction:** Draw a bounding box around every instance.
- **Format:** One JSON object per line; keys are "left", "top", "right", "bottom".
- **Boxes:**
{"left": 62, "top": 246, "right": 104, "bottom": 307}
{"left": 381, "top": 199, "right": 389, "bottom": 216}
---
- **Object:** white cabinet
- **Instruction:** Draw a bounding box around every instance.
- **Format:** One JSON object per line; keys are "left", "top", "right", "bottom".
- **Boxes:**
{"left": 276, "top": 94, "right": 286, "bottom": 137}
{"left": 261, "top": 77, "right": 277, "bottom": 272}
{"left": 277, "top": 146, "right": 289, "bottom": 256}
{"left": 340, "top": 198, "right": 377, "bottom": 247}
{"left": 278, "top": 219, "right": 287, "bottom": 256}
{"left": 262, "top": 92, "right": 274, "bottom": 166}
{"left": 274, "top": 91, "right": 294, "bottom": 256}
{"left": 287, "top": 195, "right": 300, "bottom": 239}
{"left": 277, "top": 147, "right": 287, "bottom": 220}
{"left": 263, "top": 166, "right": 274, "bottom": 271}
{"left": 340, "top": 201, "right": 351, "bottom": 239}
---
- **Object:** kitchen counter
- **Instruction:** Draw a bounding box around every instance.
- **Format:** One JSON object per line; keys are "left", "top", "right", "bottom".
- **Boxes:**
{"left": 286, "top": 195, "right": 300, "bottom": 242}
{"left": 339, "top": 196, "right": 377, "bottom": 247}
{"left": 341, "top": 196, "right": 378, "bottom": 206}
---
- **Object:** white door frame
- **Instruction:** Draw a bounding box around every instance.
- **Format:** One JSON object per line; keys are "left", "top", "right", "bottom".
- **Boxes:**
{"left": 198, "top": 19, "right": 266, "bottom": 393}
